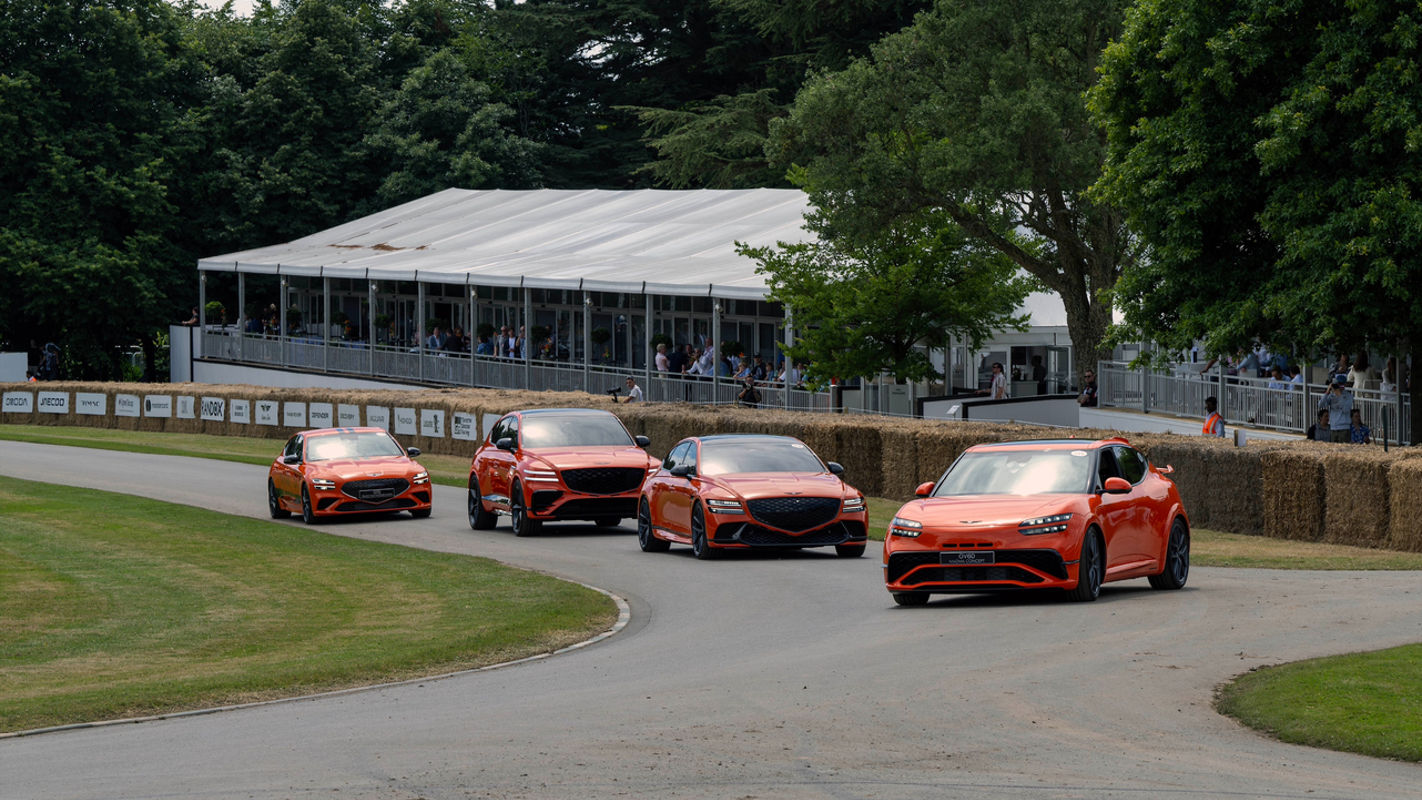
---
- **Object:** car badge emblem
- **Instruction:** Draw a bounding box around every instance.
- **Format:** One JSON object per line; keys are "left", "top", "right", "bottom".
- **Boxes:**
{"left": 960, "top": 520, "right": 982, "bottom": 525}
{"left": 367, "top": 472, "right": 383, "bottom": 477}
{"left": 786, "top": 491, "right": 803, "bottom": 495}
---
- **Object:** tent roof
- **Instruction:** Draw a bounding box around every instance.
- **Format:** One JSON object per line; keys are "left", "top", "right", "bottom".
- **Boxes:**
{"left": 197, "top": 188, "right": 815, "bottom": 301}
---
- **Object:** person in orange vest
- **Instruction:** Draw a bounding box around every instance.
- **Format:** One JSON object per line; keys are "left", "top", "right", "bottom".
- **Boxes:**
{"left": 1202, "top": 396, "right": 1225, "bottom": 437}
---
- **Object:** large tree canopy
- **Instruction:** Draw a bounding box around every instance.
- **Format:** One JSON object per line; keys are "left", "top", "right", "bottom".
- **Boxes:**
{"left": 770, "top": 0, "right": 1136, "bottom": 379}
{"left": 1090, "top": 0, "right": 1421, "bottom": 434}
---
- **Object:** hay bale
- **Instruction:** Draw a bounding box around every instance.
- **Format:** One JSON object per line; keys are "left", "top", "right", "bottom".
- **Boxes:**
{"left": 1132, "top": 435, "right": 1212, "bottom": 529}
{"left": 1320, "top": 449, "right": 1394, "bottom": 548}
{"left": 876, "top": 419, "right": 921, "bottom": 501}
{"left": 1385, "top": 457, "right": 1422, "bottom": 553}
{"left": 1261, "top": 449, "right": 1325, "bottom": 541}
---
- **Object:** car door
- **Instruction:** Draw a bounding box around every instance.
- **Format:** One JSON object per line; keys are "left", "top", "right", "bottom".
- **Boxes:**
{"left": 651, "top": 442, "right": 693, "bottom": 534}
{"left": 1115, "top": 446, "right": 1165, "bottom": 563}
{"left": 274, "top": 435, "right": 303, "bottom": 500}
{"left": 1094, "top": 447, "right": 1138, "bottom": 568}
{"left": 482, "top": 415, "right": 518, "bottom": 507}
{"left": 665, "top": 440, "right": 700, "bottom": 533}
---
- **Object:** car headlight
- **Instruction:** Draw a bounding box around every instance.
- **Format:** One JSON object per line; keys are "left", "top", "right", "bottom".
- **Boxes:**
{"left": 890, "top": 517, "right": 923, "bottom": 537}
{"left": 1019, "top": 513, "right": 1072, "bottom": 534}
{"left": 412, "top": 471, "right": 429, "bottom": 485}
{"left": 843, "top": 496, "right": 866, "bottom": 513}
{"left": 311, "top": 478, "right": 336, "bottom": 490}
{"left": 525, "top": 468, "right": 559, "bottom": 484}
{"left": 706, "top": 498, "right": 743, "bottom": 514}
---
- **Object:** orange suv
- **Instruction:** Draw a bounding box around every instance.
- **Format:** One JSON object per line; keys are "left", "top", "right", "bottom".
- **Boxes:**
{"left": 467, "top": 408, "right": 657, "bottom": 535}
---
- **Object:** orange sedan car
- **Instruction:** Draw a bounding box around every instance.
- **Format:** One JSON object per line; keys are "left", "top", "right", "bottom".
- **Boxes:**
{"left": 884, "top": 438, "right": 1189, "bottom": 606}
{"left": 638, "top": 434, "right": 869, "bottom": 559}
{"left": 467, "top": 408, "right": 658, "bottom": 535}
{"left": 268, "top": 427, "right": 432, "bottom": 524}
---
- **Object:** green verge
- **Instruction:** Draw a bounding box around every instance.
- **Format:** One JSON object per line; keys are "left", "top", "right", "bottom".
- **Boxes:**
{"left": 1216, "top": 645, "right": 1422, "bottom": 762}
{"left": 0, "top": 476, "right": 616, "bottom": 734}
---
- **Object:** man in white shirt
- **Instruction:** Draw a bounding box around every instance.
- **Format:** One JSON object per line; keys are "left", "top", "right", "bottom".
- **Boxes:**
{"left": 623, "top": 376, "right": 644, "bottom": 403}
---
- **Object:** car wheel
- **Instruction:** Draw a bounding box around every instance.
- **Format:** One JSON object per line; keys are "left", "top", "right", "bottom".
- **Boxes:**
{"left": 690, "top": 502, "right": 717, "bottom": 560}
{"left": 835, "top": 543, "right": 866, "bottom": 558}
{"left": 1067, "top": 528, "right": 1103, "bottom": 602}
{"left": 594, "top": 517, "right": 621, "bottom": 527}
{"left": 638, "top": 498, "right": 669, "bottom": 552}
{"left": 510, "top": 480, "right": 540, "bottom": 537}
{"left": 1149, "top": 518, "right": 1190, "bottom": 590}
{"left": 268, "top": 479, "right": 290, "bottom": 519}
{"left": 468, "top": 476, "right": 496, "bottom": 530}
{"left": 410, "top": 507, "right": 431, "bottom": 519}
{"left": 892, "top": 591, "right": 929, "bottom": 607}
{"left": 300, "top": 484, "right": 318, "bottom": 525}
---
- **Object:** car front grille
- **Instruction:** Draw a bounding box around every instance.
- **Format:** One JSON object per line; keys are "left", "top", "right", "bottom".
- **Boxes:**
{"left": 723, "top": 520, "right": 867, "bottom": 546}
{"left": 342, "top": 478, "right": 410, "bottom": 503}
{"left": 745, "top": 496, "right": 841, "bottom": 532}
{"left": 885, "top": 549, "right": 1066, "bottom": 585}
{"left": 561, "top": 467, "right": 645, "bottom": 495}
{"left": 546, "top": 497, "right": 638, "bottom": 520}
{"left": 335, "top": 498, "right": 417, "bottom": 513}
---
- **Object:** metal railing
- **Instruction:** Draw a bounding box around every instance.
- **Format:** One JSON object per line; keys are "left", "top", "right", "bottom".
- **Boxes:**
{"left": 1098, "top": 361, "right": 1412, "bottom": 445}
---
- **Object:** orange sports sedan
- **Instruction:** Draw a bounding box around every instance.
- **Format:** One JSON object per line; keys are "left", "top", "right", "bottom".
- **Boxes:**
{"left": 883, "top": 438, "right": 1190, "bottom": 606}
{"left": 268, "top": 427, "right": 432, "bottom": 523}
{"left": 638, "top": 434, "right": 869, "bottom": 559}
{"left": 467, "top": 408, "right": 658, "bottom": 535}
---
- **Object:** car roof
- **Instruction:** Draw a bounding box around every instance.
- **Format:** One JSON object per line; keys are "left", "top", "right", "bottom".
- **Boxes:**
{"left": 300, "top": 427, "right": 388, "bottom": 437}
{"left": 965, "top": 437, "right": 1130, "bottom": 452}
{"left": 515, "top": 408, "right": 615, "bottom": 417}
{"left": 695, "top": 434, "right": 802, "bottom": 443}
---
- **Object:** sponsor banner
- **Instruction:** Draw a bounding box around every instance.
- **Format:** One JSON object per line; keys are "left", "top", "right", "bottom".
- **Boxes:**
{"left": 2, "top": 391, "right": 34, "bottom": 413}
{"left": 176, "top": 396, "right": 196, "bottom": 419}
{"left": 420, "top": 409, "right": 445, "bottom": 438}
{"left": 337, "top": 403, "right": 360, "bottom": 427}
{"left": 283, "top": 402, "right": 307, "bottom": 429}
{"left": 255, "top": 400, "right": 279, "bottom": 426}
{"left": 200, "top": 396, "right": 226, "bottom": 421}
{"left": 144, "top": 395, "right": 172, "bottom": 418}
{"left": 393, "top": 407, "right": 417, "bottom": 436}
{"left": 366, "top": 406, "right": 390, "bottom": 431}
{"left": 452, "top": 411, "right": 477, "bottom": 441}
{"left": 309, "top": 402, "right": 334, "bottom": 428}
{"left": 115, "top": 394, "right": 141, "bottom": 417}
{"left": 37, "top": 391, "right": 69, "bottom": 414}
{"left": 230, "top": 399, "right": 251, "bottom": 425}
{"left": 76, "top": 392, "right": 107, "bottom": 416}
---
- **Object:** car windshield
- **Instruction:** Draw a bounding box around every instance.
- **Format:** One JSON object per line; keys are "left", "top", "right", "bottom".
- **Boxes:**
{"left": 521, "top": 414, "right": 634, "bottom": 448}
{"left": 305, "top": 431, "right": 404, "bottom": 461}
{"left": 699, "top": 438, "right": 825, "bottom": 476}
{"left": 933, "top": 449, "right": 1091, "bottom": 496}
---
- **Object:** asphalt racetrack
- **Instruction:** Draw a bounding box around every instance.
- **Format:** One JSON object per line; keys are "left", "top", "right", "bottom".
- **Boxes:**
{"left": 2, "top": 440, "right": 1420, "bottom": 800}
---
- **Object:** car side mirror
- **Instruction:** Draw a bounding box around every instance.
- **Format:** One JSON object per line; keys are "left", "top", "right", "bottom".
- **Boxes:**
{"left": 1102, "top": 476, "right": 1132, "bottom": 494}
{"left": 406, "top": 447, "right": 421, "bottom": 458}
{"left": 283, "top": 454, "right": 301, "bottom": 466}
{"left": 670, "top": 464, "right": 695, "bottom": 479}
{"left": 496, "top": 437, "right": 516, "bottom": 452}
{"left": 635, "top": 435, "right": 650, "bottom": 448}
{"left": 915, "top": 481, "right": 935, "bottom": 497}
{"left": 826, "top": 461, "right": 844, "bottom": 476}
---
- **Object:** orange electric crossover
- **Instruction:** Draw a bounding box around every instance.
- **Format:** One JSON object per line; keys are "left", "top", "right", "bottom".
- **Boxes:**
{"left": 883, "top": 438, "right": 1189, "bottom": 605}
{"left": 267, "top": 427, "right": 432, "bottom": 523}
{"left": 467, "top": 408, "right": 658, "bottom": 535}
{"left": 638, "top": 434, "right": 869, "bottom": 559}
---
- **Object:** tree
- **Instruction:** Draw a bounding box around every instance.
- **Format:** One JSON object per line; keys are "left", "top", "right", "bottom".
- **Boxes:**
{"left": 740, "top": 211, "right": 1033, "bottom": 387}
{"left": 769, "top": 0, "right": 1136, "bottom": 379}
{"left": 1090, "top": 0, "right": 1422, "bottom": 439}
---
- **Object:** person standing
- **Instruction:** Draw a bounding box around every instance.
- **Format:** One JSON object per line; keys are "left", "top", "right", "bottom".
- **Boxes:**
{"left": 1077, "top": 369, "right": 1098, "bottom": 407}
{"left": 989, "top": 362, "right": 1009, "bottom": 399}
{"left": 1202, "top": 396, "right": 1225, "bottom": 437}
{"left": 1318, "top": 374, "right": 1354, "bottom": 443}
{"left": 654, "top": 343, "right": 670, "bottom": 372}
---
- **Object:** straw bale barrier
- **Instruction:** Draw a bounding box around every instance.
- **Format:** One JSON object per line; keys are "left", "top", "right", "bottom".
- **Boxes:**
{"left": 3, "top": 381, "right": 1421, "bottom": 551}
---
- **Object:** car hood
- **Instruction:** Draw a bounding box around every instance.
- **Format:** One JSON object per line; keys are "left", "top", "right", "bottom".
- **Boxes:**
{"left": 527, "top": 446, "right": 655, "bottom": 469}
{"left": 308, "top": 456, "right": 415, "bottom": 479}
{"left": 897, "top": 495, "right": 1075, "bottom": 526}
{"left": 710, "top": 472, "right": 848, "bottom": 500}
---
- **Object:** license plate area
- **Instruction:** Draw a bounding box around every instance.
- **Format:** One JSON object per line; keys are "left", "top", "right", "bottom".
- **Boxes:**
{"left": 360, "top": 488, "right": 395, "bottom": 501}
{"left": 940, "top": 550, "right": 994, "bottom": 566}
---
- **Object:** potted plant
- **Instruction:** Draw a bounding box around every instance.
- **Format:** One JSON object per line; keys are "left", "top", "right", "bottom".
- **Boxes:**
{"left": 204, "top": 300, "right": 226, "bottom": 325}
{"left": 590, "top": 327, "right": 611, "bottom": 361}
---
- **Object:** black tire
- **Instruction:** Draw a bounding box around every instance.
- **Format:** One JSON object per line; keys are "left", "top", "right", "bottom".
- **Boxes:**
{"left": 594, "top": 517, "right": 621, "bottom": 527}
{"left": 410, "top": 507, "right": 431, "bottom": 519}
{"left": 638, "top": 497, "right": 669, "bottom": 552}
{"left": 468, "top": 476, "right": 496, "bottom": 530}
{"left": 510, "top": 480, "right": 540, "bottom": 537}
{"left": 1149, "top": 518, "right": 1190, "bottom": 590}
{"left": 690, "top": 502, "right": 717, "bottom": 560}
{"left": 1067, "top": 529, "right": 1104, "bottom": 602}
{"left": 892, "top": 591, "right": 929, "bottom": 607}
{"left": 268, "top": 479, "right": 290, "bottom": 519}
{"left": 300, "top": 484, "right": 318, "bottom": 525}
{"left": 835, "top": 543, "right": 866, "bottom": 558}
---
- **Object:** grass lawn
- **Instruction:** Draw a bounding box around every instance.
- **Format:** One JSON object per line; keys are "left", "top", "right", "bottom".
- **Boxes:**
{"left": 0, "top": 476, "right": 616, "bottom": 734}
{"left": 1216, "top": 645, "right": 1422, "bottom": 762}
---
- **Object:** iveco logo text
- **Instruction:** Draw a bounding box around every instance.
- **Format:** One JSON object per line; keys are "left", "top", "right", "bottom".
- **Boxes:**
{"left": 39, "top": 397, "right": 64, "bottom": 407}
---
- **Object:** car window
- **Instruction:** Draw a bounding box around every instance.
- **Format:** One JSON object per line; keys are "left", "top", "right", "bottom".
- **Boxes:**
{"left": 520, "top": 413, "right": 634, "bottom": 448}
{"left": 306, "top": 431, "right": 403, "bottom": 461}
{"left": 1097, "top": 449, "right": 1120, "bottom": 484}
{"left": 489, "top": 415, "right": 512, "bottom": 445}
{"left": 664, "top": 442, "right": 691, "bottom": 470}
{"left": 683, "top": 441, "right": 699, "bottom": 471}
{"left": 1114, "top": 446, "right": 1148, "bottom": 484}
{"left": 505, "top": 416, "right": 519, "bottom": 446}
{"left": 698, "top": 438, "right": 825, "bottom": 476}
{"left": 283, "top": 436, "right": 301, "bottom": 460}
{"left": 934, "top": 449, "right": 1092, "bottom": 496}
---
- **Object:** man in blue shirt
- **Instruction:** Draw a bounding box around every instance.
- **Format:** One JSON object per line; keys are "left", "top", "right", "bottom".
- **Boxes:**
{"left": 1318, "top": 374, "right": 1354, "bottom": 443}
